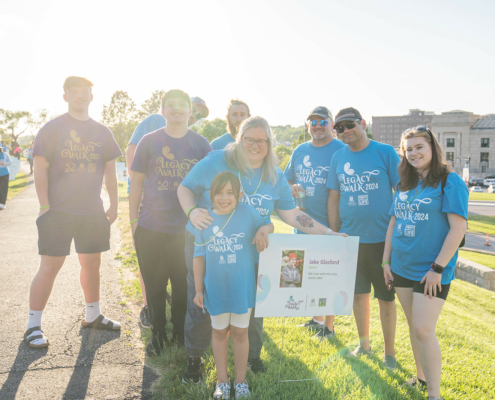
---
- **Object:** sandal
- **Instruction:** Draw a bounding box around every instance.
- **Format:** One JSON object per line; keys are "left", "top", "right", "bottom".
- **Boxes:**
{"left": 81, "top": 314, "right": 121, "bottom": 330}
{"left": 24, "top": 326, "right": 49, "bottom": 348}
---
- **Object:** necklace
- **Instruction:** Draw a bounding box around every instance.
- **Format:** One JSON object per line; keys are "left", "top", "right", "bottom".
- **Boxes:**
{"left": 238, "top": 168, "right": 263, "bottom": 195}
{"left": 194, "top": 208, "right": 236, "bottom": 246}
{"left": 406, "top": 186, "right": 426, "bottom": 204}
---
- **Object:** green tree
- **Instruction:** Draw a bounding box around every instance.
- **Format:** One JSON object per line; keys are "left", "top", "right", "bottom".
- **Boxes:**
{"left": 274, "top": 144, "right": 291, "bottom": 165}
{"left": 26, "top": 109, "right": 49, "bottom": 140}
{"left": 138, "top": 89, "right": 166, "bottom": 119}
{"left": 0, "top": 109, "right": 32, "bottom": 144}
{"left": 366, "top": 126, "right": 374, "bottom": 140}
{"left": 101, "top": 91, "right": 139, "bottom": 160}
{"left": 199, "top": 118, "right": 227, "bottom": 142}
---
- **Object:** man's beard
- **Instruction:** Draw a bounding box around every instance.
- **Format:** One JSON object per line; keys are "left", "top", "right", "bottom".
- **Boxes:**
{"left": 227, "top": 117, "right": 239, "bottom": 138}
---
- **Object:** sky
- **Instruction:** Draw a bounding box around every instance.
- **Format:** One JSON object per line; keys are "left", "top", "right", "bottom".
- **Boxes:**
{"left": 1, "top": 0, "right": 494, "bottom": 132}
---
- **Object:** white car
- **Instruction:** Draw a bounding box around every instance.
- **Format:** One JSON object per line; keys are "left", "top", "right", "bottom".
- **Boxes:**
{"left": 471, "top": 186, "right": 484, "bottom": 193}
{"left": 488, "top": 185, "right": 495, "bottom": 194}
{"left": 484, "top": 178, "right": 495, "bottom": 186}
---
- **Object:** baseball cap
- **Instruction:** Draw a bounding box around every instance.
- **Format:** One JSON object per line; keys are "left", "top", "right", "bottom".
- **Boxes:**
{"left": 334, "top": 107, "right": 362, "bottom": 125}
{"left": 191, "top": 97, "right": 209, "bottom": 118}
{"left": 307, "top": 106, "right": 333, "bottom": 121}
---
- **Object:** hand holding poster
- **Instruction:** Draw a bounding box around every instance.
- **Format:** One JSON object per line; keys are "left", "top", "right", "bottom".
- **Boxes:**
{"left": 255, "top": 234, "right": 359, "bottom": 317}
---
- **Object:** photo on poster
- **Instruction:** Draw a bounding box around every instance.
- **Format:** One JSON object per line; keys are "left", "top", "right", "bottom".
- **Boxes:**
{"left": 279, "top": 249, "right": 305, "bottom": 288}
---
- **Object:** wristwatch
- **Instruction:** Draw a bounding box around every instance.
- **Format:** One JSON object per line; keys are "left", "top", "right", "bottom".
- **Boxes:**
{"left": 430, "top": 262, "right": 445, "bottom": 274}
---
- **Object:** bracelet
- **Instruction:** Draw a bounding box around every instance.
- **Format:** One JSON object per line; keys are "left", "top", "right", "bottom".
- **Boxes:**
{"left": 40, "top": 205, "right": 50, "bottom": 210}
{"left": 324, "top": 228, "right": 333, "bottom": 235}
{"left": 130, "top": 218, "right": 138, "bottom": 225}
{"left": 186, "top": 206, "right": 197, "bottom": 219}
{"left": 430, "top": 262, "right": 445, "bottom": 274}
{"left": 381, "top": 261, "right": 391, "bottom": 267}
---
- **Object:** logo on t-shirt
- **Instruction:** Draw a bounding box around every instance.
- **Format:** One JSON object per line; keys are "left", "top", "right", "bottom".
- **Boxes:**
{"left": 405, "top": 224, "right": 416, "bottom": 237}
{"left": 207, "top": 227, "right": 245, "bottom": 254}
{"left": 296, "top": 156, "right": 328, "bottom": 186}
{"left": 303, "top": 155, "right": 311, "bottom": 168}
{"left": 348, "top": 196, "right": 356, "bottom": 206}
{"left": 61, "top": 130, "right": 103, "bottom": 173}
{"left": 394, "top": 195, "right": 432, "bottom": 224}
{"left": 338, "top": 162, "right": 380, "bottom": 194}
{"left": 397, "top": 223, "right": 403, "bottom": 236}
{"left": 156, "top": 147, "right": 199, "bottom": 191}
{"left": 306, "top": 186, "right": 315, "bottom": 196}
{"left": 241, "top": 193, "right": 273, "bottom": 216}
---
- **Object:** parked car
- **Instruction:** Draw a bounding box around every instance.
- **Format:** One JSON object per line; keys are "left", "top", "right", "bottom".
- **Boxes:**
{"left": 469, "top": 177, "right": 484, "bottom": 186}
{"left": 471, "top": 186, "right": 484, "bottom": 193}
{"left": 484, "top": 178, "right": 495, "bottom": 187}
{"left": 488, "top": 185, "right": 495, "bottom": 194}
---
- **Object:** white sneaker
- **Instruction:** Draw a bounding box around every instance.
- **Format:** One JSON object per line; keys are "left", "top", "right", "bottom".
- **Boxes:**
{"left": 0, "top": 204, "right": 6, "bottom": 209}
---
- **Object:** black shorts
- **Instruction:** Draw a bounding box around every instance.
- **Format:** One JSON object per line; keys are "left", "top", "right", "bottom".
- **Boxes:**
{"left": 392, "top": 270, "right": 450, "bottom": 301}
{"left": 36, "top": 210, "right": 111, "bottom": 256}
{"left": 355, "top": 242, "right": 395, "bottom": 302}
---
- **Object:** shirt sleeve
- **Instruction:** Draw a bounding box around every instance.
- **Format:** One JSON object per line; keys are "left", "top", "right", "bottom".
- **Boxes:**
{"left": 442, "top": 173, "right": 469, "bottom": 219}
{"left": 388, "top": 193, "right": 397, "bottom": 216}
{"left": 193, "top": 229, "right": 206, "bottom": 258}
{"left": 201, "top": 137, "right": 212, "bottom": 159}
{"left": 104, "top": 128, "right": 123, "bottom": 162}
{"left": 2, "top": 153, "right": 12, "bottom": 166}
{"left": 33, "top": 123, "right": 56, "bottom": 163}
{"left": 129, "top": 115, "right": 165, "bottom": 146}
{"left": 326, "top": 155, "right": 340, "bottom": 191}
{"left": 210, "top": 139, "right": 219, "bottom": 151}
{"left": 130, "top": 136, "right": 150, "bottom": 174}
{"left": 274, "top": 172, "right": 296, "bottom": 211}
{"left": 388, "top": 147, "right": 401, "bottom": 188}
{"left": 181, "top": 153, "right": 212, "bottom": 196}
{"left": 283, "top": 152, "right": 295, "bottom": 184}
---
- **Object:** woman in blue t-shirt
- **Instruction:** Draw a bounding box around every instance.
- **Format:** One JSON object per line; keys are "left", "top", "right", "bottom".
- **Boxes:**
{"left": 0, "top": 147, "right": 13, "bottom": 209}
{"left": 382, "top": 126, "right": 468, "bottom": 400}
{"left": 193, "top": 171, "right": 269, "bottom": 399}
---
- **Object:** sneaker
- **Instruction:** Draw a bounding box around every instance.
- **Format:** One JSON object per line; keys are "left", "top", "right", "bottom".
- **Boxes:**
{"left": 146, "top": 331, "right": 166, "bottom": 357}
{"left": 139, "top": 306, "right": 151, "bottom": 329}
{"left": 182, "top": 356, "right": 203, "bottom": 384}
{"left": 403, "top": 376, "right": 427, "bottom": 391}
{"left": 0, "top": 204, "right": 5, "bottom": 209}
{"left": 313, "top": 326, "right": 335, "bottom": 340}
{"left": 247, "top": 357, "right": 266, "bottom": 374}
{"left": 382, "top": 355, "right": 397, "bottom": 370}
{"left": 213, "top": 381, "right": 231, "bottom": 399}
{"left": 234, "top": 381, "right": 251, "bottom": 399}
{"left": 347, "top": 345, "right": 372, "bottom": 358}
{"left": 297, "top": 318, "right": 323, "bottom": 333}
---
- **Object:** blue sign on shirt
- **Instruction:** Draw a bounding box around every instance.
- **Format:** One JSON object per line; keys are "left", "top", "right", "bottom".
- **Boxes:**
{"left": 390, "top": 173, "right": 468, "bottom": 285}
{"left": 211, "top": 133, "right": 235, "bottom": 151}
{"left": 193, "top": 203, "right": 266, "bottom": 315}
{"left": 284, "top": 139, "right": 346, "bottom": 234}
{"left": 326, "top": 140, "right": 400, "bottom": 243}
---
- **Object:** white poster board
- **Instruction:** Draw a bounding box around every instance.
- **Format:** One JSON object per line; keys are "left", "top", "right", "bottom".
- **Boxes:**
{"left": 116, "top": 162, "right": 128, "bottom": 182}
{"left": 9, "top": 158, "right": 21, "bottom": 181}
{"left": 255, "top": 234, "right": 359, "bottom": 317}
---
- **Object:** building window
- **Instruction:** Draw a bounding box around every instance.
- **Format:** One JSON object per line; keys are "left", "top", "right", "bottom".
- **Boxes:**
{"left": 481, "top": 153, "right": 489, "bottom": 162}
{"left": 446, "top": 139, "right": 455, "bottom": 147}
{"left": 446, "top": 152, "right": 454, "bottom": 161}
{"left": 482, "top": 138, "right": 490, "bottom": 148}
{"left": 482, "top": 165, "right": 487, "bottom": 173}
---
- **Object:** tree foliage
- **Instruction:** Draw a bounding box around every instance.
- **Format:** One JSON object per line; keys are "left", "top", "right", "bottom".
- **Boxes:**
{"left": 0, "top": 109, "right": 31, "bottom": 143}
{"left": 199, "top": 118, "right": 227, "bottom": 143}
{"left": 366, "top": 126, "right": 374, "bottom": 140}
{"left": 138, "top": 89, "right": 165, "bottom": 119}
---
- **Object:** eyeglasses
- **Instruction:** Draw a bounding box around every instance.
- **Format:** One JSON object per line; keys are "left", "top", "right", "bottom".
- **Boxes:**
{"left": 335, "top": 121, "right": 359, "bottom": 134}
{"left": 403, "top": 125, "right": 433, "bottom": 137}
{"left": 310, "top": 119, "right": 329, "bottom": 127}
{"left": 243, "top": 137, "right": 269, "bottom": 147}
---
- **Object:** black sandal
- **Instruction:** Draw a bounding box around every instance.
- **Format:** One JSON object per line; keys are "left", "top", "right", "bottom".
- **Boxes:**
{"left": 23, "top": 326, "right": 49, "bottom": 348}
{"left": 81, "top": 314, "right": 121, "bottom": 330}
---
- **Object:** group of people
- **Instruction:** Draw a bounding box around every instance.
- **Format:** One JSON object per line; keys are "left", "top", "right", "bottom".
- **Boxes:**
{"left": 22, "top": 76, "right": 468, "bottom": 400}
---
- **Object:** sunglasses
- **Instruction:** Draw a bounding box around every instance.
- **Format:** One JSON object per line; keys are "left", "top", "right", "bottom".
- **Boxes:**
{"left": 335, "top": 121, "right": 358, "bottom": 134}
{"left": 403, "top": 125, "right": 433, "bottom": 137}
{"left": 244, "top": 137, "right": 269, "bottom": 147}
{"left": 310, "top": 119, "right": 329, "bottom": 127}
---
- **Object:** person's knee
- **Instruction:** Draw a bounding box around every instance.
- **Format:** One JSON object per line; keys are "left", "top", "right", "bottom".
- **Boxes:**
{"left": 230, "top": 326, "right": 248, "bottom": 341}
{"left": 38, "top": 257, "right": 65, "bottom": 277}
{"left": 378, "top": 299, "right": 396, "bottom": 315}
{"left": 413, "top": 321, "right": 435, "bottom": 343}
{"left": 213, "top": 326, "right": 230, "bottom": 339}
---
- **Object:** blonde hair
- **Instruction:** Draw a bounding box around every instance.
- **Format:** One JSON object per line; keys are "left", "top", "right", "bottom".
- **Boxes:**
{"left": 226, "top": 116, "right": 278, "bottom": 185}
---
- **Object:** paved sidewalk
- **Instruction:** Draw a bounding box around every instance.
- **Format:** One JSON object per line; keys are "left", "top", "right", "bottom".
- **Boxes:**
{"left": 464, "top": 232, "right": 495, "bottom": 254}
{"left": 0, "top": 175, "right": 158, "bottom": 399}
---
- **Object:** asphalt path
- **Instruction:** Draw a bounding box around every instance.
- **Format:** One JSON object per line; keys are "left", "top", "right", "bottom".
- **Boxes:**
{"left": 0, "top": 163, "right": 158, "bottom": 400}
{"left": 468, "top": 201, "right": 495, "bottom": 216}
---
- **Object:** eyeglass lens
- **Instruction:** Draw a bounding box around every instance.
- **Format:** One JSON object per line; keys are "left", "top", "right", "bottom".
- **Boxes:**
{"left": 311, "top": 120, "right": 329, "bottom": 127}
{"left": 335, "top": 121, "right": 356, "bottom": 134}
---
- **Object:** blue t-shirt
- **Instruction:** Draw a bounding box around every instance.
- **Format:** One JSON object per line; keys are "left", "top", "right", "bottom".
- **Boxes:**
{"left": 193, "top": 203, "right": 266, "bottom": 315}
{"left": 326, "top": 140, "right": 400, "bottom": 243}
{"left": 27, "top": 149, "right": 33, "bottom": 160}
{"left": 211, "top": 133, "right": 234, "bottom": 151}
{"left": 284, "top": 139, "right": 346, "bottom": 234}
{"left": 131, "top": 128, "right": 212, "bottom": 234}
{"left": 390, "top": 173, "right": 469, "bottom": 284}
{"left": 0, "top": 152, "right": 12, "bottom": 177}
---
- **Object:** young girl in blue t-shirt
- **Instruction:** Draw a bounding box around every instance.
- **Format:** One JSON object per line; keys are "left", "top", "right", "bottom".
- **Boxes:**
{"left": 193, "top": 171, "right": 270, "bottom": 400}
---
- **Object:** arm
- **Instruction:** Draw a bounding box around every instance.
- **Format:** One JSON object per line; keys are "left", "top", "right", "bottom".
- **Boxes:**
{"left": 0, "top": 153, "right": 12, "bottom": 166}
{"left": 421, "top": 213, "right": 467, "bottom": 298}
{"left": 327, "top": 189, "right": 340, "bottom": 232}
{"left": 125, "top": 143, "right": 137, "bottom": 179}
{"left": 193, "top": 256, "right": 206, "bottom": 308}
{"left": 382, "top": 216, "right": 396, "bottom": 289}
{"left": 287, "top": 179, "right": 305, "bottom": 198}
{"left": 282, "top": 266, "right": 295, "bottom": 283}
{"left": 33, "top": 155, "right": 50, "bottom": 217}
{"left": 177, "top": 183, "right": 213, "bottom": 230}
{"left": 252, "top": 223, "right": 274, "bottom": 252}
{"left": 129, "top": 170, "right": 146, "bottom": 235}
{"left": 294, "top": 269, "right": 301, "bottom": 284}
{"left": 104, "top": 159, "right": 119, "bottom": 224}
{"left": 277, "top": 208, "right": 347, "bottom": 236}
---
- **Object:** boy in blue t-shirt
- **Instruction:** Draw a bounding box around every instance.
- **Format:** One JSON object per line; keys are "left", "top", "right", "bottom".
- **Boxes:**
{"left": 284, "top": 106, "right": 346, "bottom": 340}
{"left": 327, "top": 107, "right": 400, "bottom": 370}
{"left": 193, "top": 171, "right": 269, "bottom": 400}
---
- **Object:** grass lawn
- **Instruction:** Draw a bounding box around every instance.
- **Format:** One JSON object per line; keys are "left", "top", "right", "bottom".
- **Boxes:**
{"left": 459, "top": 250, "right": 495, "bottom": 270}
{"left": 469, "top": 192, "right": 495, "bottom": 201}
{"left": 115, "top": 194, "right": 495, "bottom": 399}
{"left": 7, "top": 172, "right": 31, "bottom": 201}
{"left": 467, "top": 215, "right": 495, "bottom": 236}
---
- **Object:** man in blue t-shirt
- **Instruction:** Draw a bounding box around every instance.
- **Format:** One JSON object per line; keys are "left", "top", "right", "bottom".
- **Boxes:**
{"left": 210, "top": 99, "right": 250, "bottom": 150}
{"left": 125, "top": 97, "right": 209, "bottom": 328}
{"left": 327, "top": 107, "right": 400, "bottom": 370}
{"left": 284, "top": 106, "right": 346, "bottom": 340}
